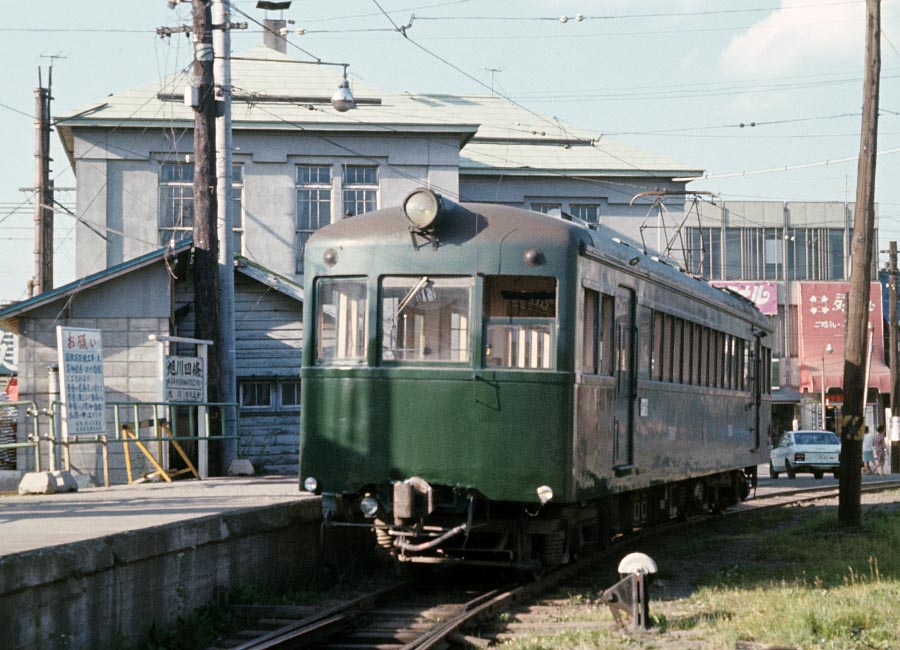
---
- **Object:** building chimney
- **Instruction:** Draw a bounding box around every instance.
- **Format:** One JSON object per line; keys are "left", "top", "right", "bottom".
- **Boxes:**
{"left": 262, "top": 19, "right": 288, "bottom": 53}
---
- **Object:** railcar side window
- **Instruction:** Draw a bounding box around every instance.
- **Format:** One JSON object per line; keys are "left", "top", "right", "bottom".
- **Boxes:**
{"left": 483, "top": 276, "right": 557, "bottom": 369}
{"left": 600, "top": 293, "right": 615, "bottom": 375}
{"left": 582, "top": 289, "right": 598, "bottom": 373}
{"left": 315, "top": 278, "right": 368, "bottom": 364}
{"left": 380, "top": 276, "right": 472, "bottom": 363}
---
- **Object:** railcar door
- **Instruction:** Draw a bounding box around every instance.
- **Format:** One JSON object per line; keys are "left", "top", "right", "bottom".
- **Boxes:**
{"left": 613, "top": 287, "right": 636, "bottom": 467}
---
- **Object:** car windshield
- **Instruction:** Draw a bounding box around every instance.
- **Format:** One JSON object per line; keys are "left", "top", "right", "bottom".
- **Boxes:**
{"left": 794, "top": 432, "right": 840, "bottom": 446}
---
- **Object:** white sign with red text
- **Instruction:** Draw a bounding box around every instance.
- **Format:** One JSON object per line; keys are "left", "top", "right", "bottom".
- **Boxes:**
{"left": 57, "top": 326, "right": 106, "bottom": 436}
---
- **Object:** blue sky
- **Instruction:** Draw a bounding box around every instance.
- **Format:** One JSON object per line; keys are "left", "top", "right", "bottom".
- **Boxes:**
{"left": 2, "top": 0, "right": 899, "bottom": 303}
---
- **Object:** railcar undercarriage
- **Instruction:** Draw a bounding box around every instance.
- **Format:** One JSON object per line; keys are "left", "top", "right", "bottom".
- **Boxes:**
{"left": 321, "top": 468, "right": 756, "bottom": 573}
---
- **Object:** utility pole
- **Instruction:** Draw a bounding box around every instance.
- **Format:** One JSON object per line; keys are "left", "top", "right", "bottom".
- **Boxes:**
{"left": 213, "top": 0, "right": 237, "bottom": 470}
{"left": 839, "top": 0, "right": 880, "bottom": 528}
{"left": 33, "top": 66, "right": 53, "bottom": 296}
{"left": 191, "top": 0, "right": 221, "bottom": 471}
{"left": 890, "top": 241, "right": 900, "bottom": 472}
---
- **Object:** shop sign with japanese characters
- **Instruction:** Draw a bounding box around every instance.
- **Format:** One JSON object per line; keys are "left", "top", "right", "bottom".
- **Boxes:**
{"left": 57, "top": 326, "right": 106, "bottom": 436}
{"left": 709, "top": 281, "right": 778, "bottom": 315}
{"left": 163, "top": 355, "right": 205, "bottom": 403}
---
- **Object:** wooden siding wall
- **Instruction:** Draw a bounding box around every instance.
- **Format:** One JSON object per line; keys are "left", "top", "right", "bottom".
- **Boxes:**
{"left": 177, "top": 274, "right": 303, "bottom": 474}
{"left": 235, "top": 274, "right": 303, "bottom": 474}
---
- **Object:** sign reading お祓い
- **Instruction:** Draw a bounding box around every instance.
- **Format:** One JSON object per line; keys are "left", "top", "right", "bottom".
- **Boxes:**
{"left": 57, "top": 326, "right": 106, "bottom": 436}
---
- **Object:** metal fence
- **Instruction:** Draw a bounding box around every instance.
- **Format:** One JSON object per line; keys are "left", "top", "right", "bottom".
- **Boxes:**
{"left": 0, "top": 400, "right": 239, "bottom": 486}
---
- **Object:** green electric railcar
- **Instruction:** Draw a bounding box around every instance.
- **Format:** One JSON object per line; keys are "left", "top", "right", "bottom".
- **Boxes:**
{"left": 300, "top": 189, "right": 772, "bottom": 572}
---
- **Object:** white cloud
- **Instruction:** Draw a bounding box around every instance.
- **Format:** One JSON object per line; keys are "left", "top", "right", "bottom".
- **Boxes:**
{"left": 721, "top": 0, "right": 864, "bottom": 79}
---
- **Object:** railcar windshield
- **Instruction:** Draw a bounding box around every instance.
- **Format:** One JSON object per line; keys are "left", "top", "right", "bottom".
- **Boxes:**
{"left": 315, "top": 277, "right": 368, "bottom": 364}
{"left": 381, "top": 276, "right": 472, "bottom": 363}
{"left": 483, "top": 275, "right": 557, "bottom": 369}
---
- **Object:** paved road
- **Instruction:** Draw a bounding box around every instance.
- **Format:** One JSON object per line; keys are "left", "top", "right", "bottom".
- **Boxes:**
{"left": 754, "top": 462, "right": 895, "bottom": 495}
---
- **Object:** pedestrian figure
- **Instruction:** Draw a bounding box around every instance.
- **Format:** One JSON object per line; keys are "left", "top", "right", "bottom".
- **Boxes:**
{"left": 862, "top": 427, "right": 875, "bottom": 474}
{"left": 874, "top": 425, "right": 887, "bottom": 476}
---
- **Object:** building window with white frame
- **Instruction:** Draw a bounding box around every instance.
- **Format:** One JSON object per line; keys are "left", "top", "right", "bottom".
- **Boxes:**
{"left": 158, "top": 162, "right": 244, "bottom": 247}
{"left": 342, "top": 164, "right": 378, "bottom": 217}
{"left": 531, "top": 202, "right": 561, "bottom": 215}
{"left": 239, "top": 379, "right": 301, "bottom": 411}
{"left": 296, "top": 164, "right": 333, "bottom": 271}
{"left": 239, "top": 381, "right": 272, "bottom": 409}
{"left": 570, "top": 203, "right": 600, "bottom": 226}
{"left": 159, "top": 163, "right": 194, "bottom": 245}
{"left": 231, "top": 164, "right": 244, "bottom": 255}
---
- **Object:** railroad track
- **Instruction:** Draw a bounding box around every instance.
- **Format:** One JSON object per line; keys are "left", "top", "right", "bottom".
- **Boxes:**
{"left": 207, "top": 480, "right": 900, "bottom": 650}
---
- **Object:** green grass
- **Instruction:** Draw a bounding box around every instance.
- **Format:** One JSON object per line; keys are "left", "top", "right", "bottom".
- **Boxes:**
{"left": 500, "top": 493, "right": 900, "bottom": 650}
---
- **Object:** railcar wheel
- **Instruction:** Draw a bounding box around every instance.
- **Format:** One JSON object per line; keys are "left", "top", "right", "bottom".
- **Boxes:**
{"left": 813, "top": 471, "right": 823, "bottom": 479}
{"left": 833, "top": 471, "right": 839, "bottom": 479}
{"left": 785, "top": 461, "right": 796, "bottom": 479}
{"left": 769, "top": 462, "right": 779, "bottom": 479}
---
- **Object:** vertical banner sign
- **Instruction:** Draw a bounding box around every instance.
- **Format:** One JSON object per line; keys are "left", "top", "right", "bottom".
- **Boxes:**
{"left": 57, "top": 326, "right": 106, "bottom": 436}
{"left": 163, "top": 355, "right": 205, "bottom": 402}
{"left": 0, "top": 331, "right": 17, "bottom": 375}
{"left": 797, "top": 281, "right": 890, "bottom": 394}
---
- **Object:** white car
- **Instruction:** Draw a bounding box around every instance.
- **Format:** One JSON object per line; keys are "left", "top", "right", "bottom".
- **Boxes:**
{"left": 769, "top": 429, "right": 841, "bottom": 479}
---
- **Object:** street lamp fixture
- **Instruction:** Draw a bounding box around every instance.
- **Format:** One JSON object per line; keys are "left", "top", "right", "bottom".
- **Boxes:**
{"left": 821, "top": 343, "right": 833, "bottom": 429}
{"left": 331, "top": 66, "right": 356, "bottom": 112}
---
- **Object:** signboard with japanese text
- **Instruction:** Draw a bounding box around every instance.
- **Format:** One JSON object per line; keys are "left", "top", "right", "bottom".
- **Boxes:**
{"left": 0, "top": 331, "right": 16, "bottom": 375}
{"left": 798, "top": 282, "right": 890, "bottom": 394}
{"left": 709, "top": 281, "right": 778, "bottom": 315}
{"left": 163, "top": 355, "right": 205, "bottom": 403}
{"left": 57, "top": 326, "right": 106, "bottom": 436}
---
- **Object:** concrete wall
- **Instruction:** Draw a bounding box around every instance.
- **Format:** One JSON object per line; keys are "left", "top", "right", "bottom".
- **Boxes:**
{"left": 0, "top": 500, "right": 325, "bottom": 650}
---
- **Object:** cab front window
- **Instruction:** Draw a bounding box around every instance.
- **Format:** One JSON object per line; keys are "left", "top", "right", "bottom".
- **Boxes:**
{"left": 315, "top": 277, "right": 368, "bottom": 364}
{"left": 381, "top": 276, "right": 472, "bottom": 363}
{"left": 483, "top": 276, "right": 557, "bottom": 369}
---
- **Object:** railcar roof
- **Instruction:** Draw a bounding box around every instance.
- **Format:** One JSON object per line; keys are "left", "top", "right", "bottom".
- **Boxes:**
{"left": 308, "top": 201, "right": 768, "bottom": 326}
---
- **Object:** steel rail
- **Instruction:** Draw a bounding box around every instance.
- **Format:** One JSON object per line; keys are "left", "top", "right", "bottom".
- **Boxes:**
{"left": 226, "top": 580, "right": 414, "bottom": 650}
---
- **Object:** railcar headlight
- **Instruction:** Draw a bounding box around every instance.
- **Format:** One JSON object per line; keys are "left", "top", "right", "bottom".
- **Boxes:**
{"left": 359, "top": 495, "right": 380, "bottom": 518}
{"left": 536, "top": 485, "right": 554, "bottom": 504}
{"left": 403, "top": 188, "right": 443, "bottom": 230}
{"left": 303, "top": 476, "right": 319, "bottom": 494}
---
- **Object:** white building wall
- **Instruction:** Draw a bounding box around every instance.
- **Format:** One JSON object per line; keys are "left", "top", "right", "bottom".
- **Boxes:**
{"left": 72, "top": 129, "right": 462, "bottom": 282}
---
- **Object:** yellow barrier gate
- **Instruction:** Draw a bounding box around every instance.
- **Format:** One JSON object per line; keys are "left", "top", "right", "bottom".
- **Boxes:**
{"left": 121, "top": 419, "right": 199, "bottom": 484}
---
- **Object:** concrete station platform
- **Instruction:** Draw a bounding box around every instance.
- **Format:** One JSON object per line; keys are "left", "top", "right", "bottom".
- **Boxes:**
{"left": 0, "top": 475, "right": 310, "bottom": 556}
{"left": 0, "top": 476, "right": 325, "bottom": 650}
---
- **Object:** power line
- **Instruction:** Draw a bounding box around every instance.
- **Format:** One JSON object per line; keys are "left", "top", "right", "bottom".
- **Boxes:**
{"left": 676, "top": 147, "right": 900, "bottom": 182}
{"left": 411, "top": 1, "right": 862, "bottom": 23}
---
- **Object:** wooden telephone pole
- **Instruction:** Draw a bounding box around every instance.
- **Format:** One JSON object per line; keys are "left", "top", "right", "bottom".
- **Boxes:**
{"left": 839, "top": 0, "right": 880, "bottom": 528}
{"left": 33, "top": 67, "right": 53, "bottom": 296}
{"left": 191, "top": 0, "right": 221, "bottom": 466}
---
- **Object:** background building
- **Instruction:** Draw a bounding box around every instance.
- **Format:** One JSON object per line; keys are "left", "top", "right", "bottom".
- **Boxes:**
{"left": 684, "top": 200, "right": 886, "bottom": 435}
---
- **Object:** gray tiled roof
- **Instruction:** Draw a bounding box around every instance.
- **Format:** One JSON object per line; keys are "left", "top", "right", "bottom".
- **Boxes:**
{"left": 56, "top": 45, "right": 701, "bottom": 178}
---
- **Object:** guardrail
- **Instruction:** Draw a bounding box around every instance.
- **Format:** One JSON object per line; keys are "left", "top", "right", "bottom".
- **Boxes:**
{"left": 0, "top": 401, "right": 42, "bottom": 472}
{"left": 3, "top": 400, "right": 239, "bottom": 486}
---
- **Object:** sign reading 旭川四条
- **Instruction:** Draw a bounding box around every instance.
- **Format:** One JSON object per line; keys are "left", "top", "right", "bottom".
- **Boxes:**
{"left": 57, "top": 326, "right": 106, "bottom": 436}
{"left": 164, "top": 355, "right": 205, "bottom": 402}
